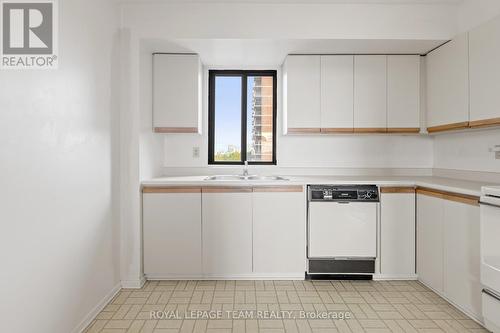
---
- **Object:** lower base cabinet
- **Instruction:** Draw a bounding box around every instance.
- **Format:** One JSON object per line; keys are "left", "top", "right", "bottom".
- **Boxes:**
{"left": 202, "top": 188, "right": 253, "bottom": 277}
{"left": 252, "top": 187, "right": 306, "bottom": 276}
{"left": 443, "top": 200, "right": 482, "bottom": 319}
{"left": 417, "top": 192, "right": 444, "bottom": 292}
{"left": 380, "top": 188, "right": 416, "bottom": 278}
{"left": 143, "top": 188, "right": 202, "bottom": 278}
{"left": 143, "top": 185, "right": 306, "bottom": 279}
{"left": 417, "top": 189, "right": 481, "bottom": 320}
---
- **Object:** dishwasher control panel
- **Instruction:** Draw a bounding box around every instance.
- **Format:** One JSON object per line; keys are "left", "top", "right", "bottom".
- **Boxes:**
{"left": 308, "top": 185, "right": 379, "bottom": 202}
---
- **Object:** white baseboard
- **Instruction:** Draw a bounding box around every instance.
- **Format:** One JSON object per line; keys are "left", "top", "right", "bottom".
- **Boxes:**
{"left": 417, "top": 278, "right": 485, "bottom": 327}
{"left": 374, "top": 274, "right": 418, "bottom": 281}
{"left": 145, "top": 274, "right": 418, "bottom": 281}
{"left": 72, "top": 283, "right": 121, "bottom": 333}
{"left": 121, "top": 275, "right": 146, "bottom": 289}
{"left": 145, "top": 273, "right": 305, "bottom": 280}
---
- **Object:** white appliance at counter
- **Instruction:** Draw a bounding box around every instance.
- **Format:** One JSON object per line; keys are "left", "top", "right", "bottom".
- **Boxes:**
{"left": 307, "top": 185, "right": 379, "bottom": 277}
{"left": 480, "top": 186, "right": 500, "bottom": 333}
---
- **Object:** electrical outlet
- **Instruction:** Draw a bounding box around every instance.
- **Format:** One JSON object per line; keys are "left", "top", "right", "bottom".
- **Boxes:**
{"left": 491, "top": 145, "right": 500, "bottom": 159}
{"left": 192, "top": 147, "right": 200, "bottom": 158}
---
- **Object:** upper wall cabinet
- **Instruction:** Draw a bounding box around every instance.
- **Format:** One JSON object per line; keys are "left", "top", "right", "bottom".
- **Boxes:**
{"left": 283, "top": 55, "right": 321, "bottom": 133}
{"left": 353, "top": 55, "right": 387, "bottom": 132}
{"left": 153, "top": 54, "right": 202, "bottom": 134}
{"left": 320, "top": 55, "right": 354, "bottom": 133}
{"left": 387, "top": 55, "right": 421, "bottom": 132}
{"left": 469, "top": 15, "right": 500, "bottom": 128}
{"left": 283, "top": 54, "right": 421, "bottom": 134}
{"left": 426, "top": 34, "right": 469, "bottom": 133}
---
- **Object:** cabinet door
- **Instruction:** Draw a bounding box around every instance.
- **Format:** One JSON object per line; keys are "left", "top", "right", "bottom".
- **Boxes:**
{"left": 252, "top": 187, "right": 306, "bottom": 276}
{"left": 469, "top": 16, "right": 500, "bottom": 128}
{"left": 426, "top": 34, "right": 469, "bottom": 131}
{"left": 320, "top": 55, "right": 354, "bottom": 132}
{"left": 143, "top": 189, "right": 202, "bottom": 277}
{"left": 443, "top": 200, "right": 482, "bottom": 318}
{"left": 153, "top": 54, "right": 202, "bottom": 133}
{"left": 202, "top": 189, "right": 253, "bottom": 276}
{"left": 417, "top": 193, "right": 444, "bottom": 292}
{"left": 354, "top": 55, "right": 387, "bottom": 131}
{"left": 283, "top": 55, "right": 321, "bottom": 133}
{"left": 380, "top": 189, "right": 416, "bottom": 278}
{"left": 387, "top": 55, "right": 420, "bottom": 132}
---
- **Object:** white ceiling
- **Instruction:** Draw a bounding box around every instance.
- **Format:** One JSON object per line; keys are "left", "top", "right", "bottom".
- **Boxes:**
{"left": 143, "top": 38, "right": 446, "bottom": 67}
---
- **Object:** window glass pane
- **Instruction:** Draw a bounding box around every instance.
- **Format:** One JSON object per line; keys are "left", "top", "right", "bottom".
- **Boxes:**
{"left": 247, "top": 76, "right": 274, "bottom": 162}
{"left": 214, "top": 76, "right": 242, "bottom": 162}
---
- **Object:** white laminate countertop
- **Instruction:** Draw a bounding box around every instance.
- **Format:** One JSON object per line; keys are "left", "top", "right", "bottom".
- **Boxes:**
{"left": 141, "top": 175, "right": 500, "bottom": 197}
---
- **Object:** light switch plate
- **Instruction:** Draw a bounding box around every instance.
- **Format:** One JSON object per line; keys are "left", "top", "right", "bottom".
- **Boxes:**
{"left": 493, "top": 145, "right": 500, "bottom": 159}
{"left": 192, "top": 147, "right": 200, "bottom": 158}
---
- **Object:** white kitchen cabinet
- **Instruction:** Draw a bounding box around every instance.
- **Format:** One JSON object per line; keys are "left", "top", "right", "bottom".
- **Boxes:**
{"left": 426, "top": 34, "right": 469, "bottom": 132}
{"left": 252, "top": 187, "right": 306, "bottom": 277}
{"left": 320, "top": 55, "right": 354, "bottom": 132}
{"left": 469, "top": 15, "right": 500, "bottom": 128}
{"left": 202, "top": 188, "right": 253, "bottom": 277}
{"left": 387, "top": 56, "right": 420, "bottom": 132}
{"left": 283, "top": 55, "right": 321, "bottom": 133}
{"left": 354, "top": 55, "right": 387, "bottom": 131}
{"left": 380, "top": 188, "right": 416, "bottom": 278}
{"left": 417, "top": 188, "right": 482, "bottom": 320}
{"left": 143, "top": 188, "right": 202, "bottom": 278}
{"left": 443, "top": 200, "right": 482, "bottom": 319}
{"left": 417, "top": 192, "right": 444, "bottom": 293}
{"left": 153, "top": 53, "right": 202, "bottom": 133}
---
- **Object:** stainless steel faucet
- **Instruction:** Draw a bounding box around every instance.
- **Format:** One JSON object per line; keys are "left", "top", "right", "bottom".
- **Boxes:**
{"left": 243, "top": 161, "right": 249, "bottom": 177}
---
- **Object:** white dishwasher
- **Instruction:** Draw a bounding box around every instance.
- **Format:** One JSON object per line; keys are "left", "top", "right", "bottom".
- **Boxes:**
{"left": 480, "top": 186, "right": 500, "bottom": 333}
{"left": 307, "top": 185, "right": 378, "bottom": 277}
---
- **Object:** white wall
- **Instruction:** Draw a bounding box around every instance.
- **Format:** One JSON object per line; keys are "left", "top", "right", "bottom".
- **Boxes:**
{"left": 433, "top": 129, "right": 500, "bottom": 173}
{"left": 457, "top": 0, "right": 500, "bottom": 33}
{"left": 139, "top": 42, "right": 164, "bottom": 180}
{"left": 0, "top": 0, "right": 120, "bottom": 332}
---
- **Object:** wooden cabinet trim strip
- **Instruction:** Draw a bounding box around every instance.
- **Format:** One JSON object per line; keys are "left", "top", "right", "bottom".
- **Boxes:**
{"left": 469, "top": 117, "right": 500, "bottom": 129}
{"left": 386, "top": 128, "right": 421, "bottom": 134}
{"left": 154, "top": 127, "right": 199, "bottom": 133}
{"left": 143, "top": 187, "right": 201, "bottom": 193}
{"left": 287, "top": 128, "right": 321, "bottom": 134}
{"left": 252, "top": 186, "right": 304, "bottom": 193}
{"left": 353, "top": 128, "right": 388, "bottom": 133}
{"left": 416, "top": 187, "right": 479, "bottom": 206}
{"left": 427, "top": 122, "right": 469, "bottom": 133}
{"left": 380, "top": 187, "right": 416, "bottom": 194}
{"left": 202, "top": 187, "right": 253, "bottom": 193}
{"left": 320, "top": 128, "right": 354, "bottom": 133}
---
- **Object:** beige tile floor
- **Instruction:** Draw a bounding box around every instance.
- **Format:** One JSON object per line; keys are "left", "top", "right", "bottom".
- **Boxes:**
{"left": 84, "top": 280, "right": 488, "bottom": 333}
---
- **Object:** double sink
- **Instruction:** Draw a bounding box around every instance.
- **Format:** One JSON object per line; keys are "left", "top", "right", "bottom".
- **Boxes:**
{"left": 205, "top": 175, "right": 289, "bottom": 181}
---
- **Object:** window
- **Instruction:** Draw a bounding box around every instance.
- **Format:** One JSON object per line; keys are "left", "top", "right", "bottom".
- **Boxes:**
{"left": 208, "top": 70, "right": 277, "bottom": 165}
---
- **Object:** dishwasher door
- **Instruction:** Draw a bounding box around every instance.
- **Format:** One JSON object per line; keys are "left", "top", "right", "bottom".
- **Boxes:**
{"left": 308, "top": 201, "right": 377, "bottom": 258}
